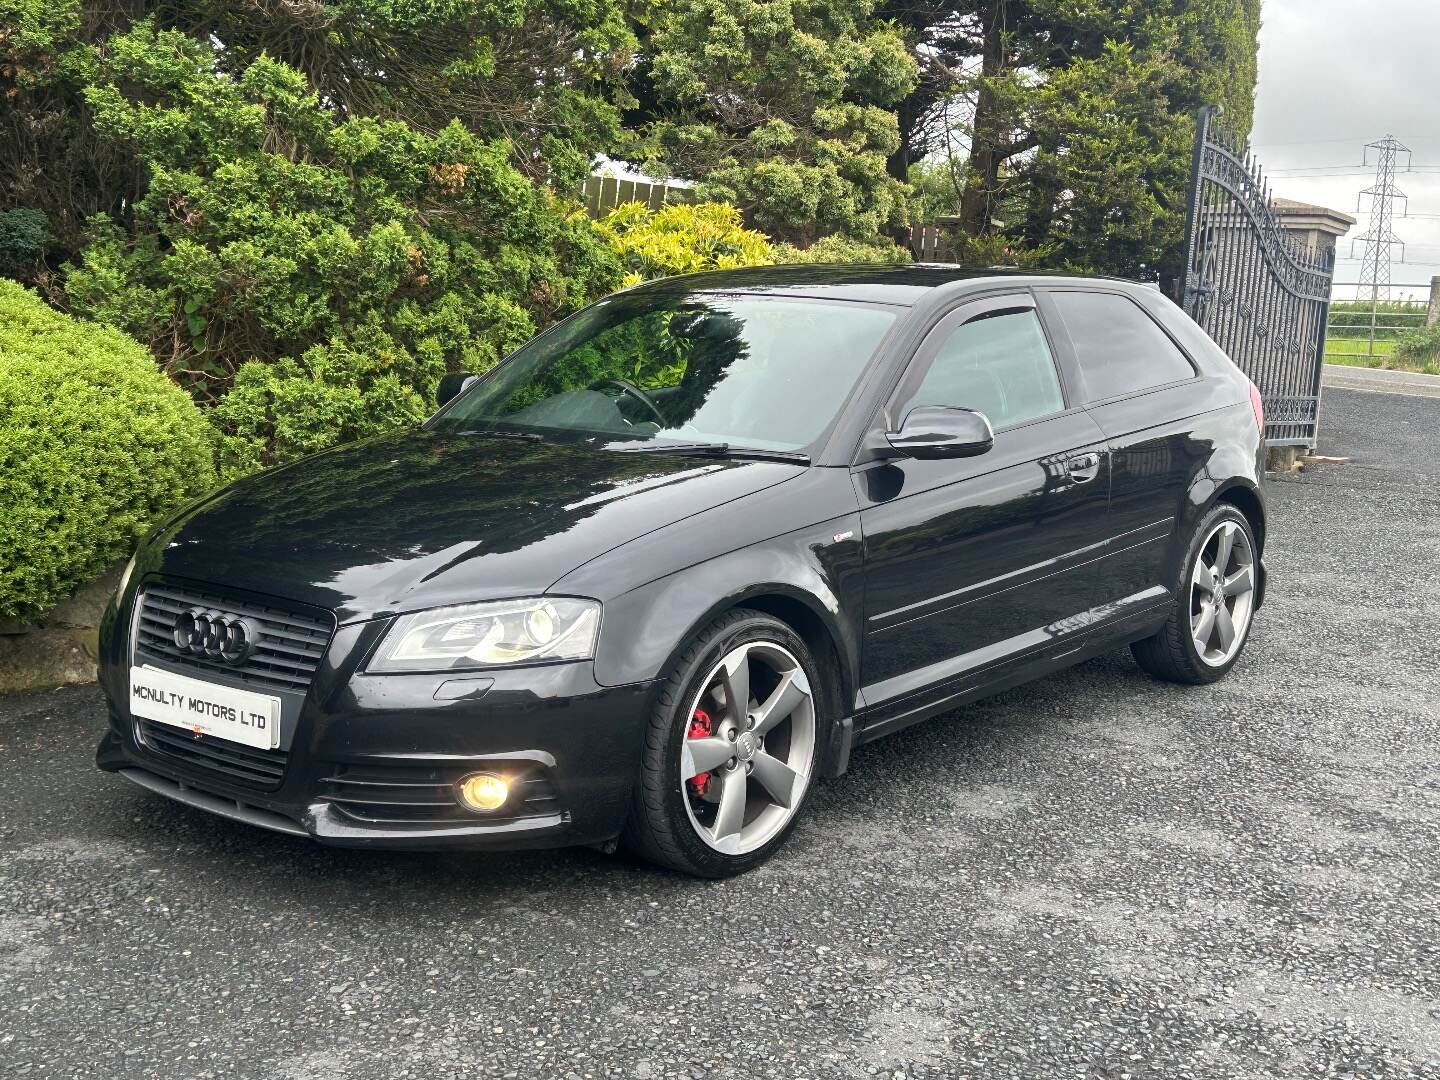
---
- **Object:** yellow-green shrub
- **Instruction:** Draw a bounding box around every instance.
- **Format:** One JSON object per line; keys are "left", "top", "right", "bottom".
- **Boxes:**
{"left": 595, "top": 201, "right": 774, "bottom": 285}
{"left": 773, "top": 234, "right": 913, "bottom": 265}
{"left": 0, "top": 281, "right": 214, "bottom": 619}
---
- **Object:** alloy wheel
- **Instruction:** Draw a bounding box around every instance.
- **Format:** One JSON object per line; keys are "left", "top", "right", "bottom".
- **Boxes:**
{"left": 1190, "top": 519, "right": 1256, "bottom": 667}
{"left": 680, "top": 641, "right": 817, "bottom": 856}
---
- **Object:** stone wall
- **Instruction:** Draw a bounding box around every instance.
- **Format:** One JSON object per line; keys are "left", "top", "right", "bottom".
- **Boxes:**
{"left": 0, "top": 563, "right": 122, "bottom": 693}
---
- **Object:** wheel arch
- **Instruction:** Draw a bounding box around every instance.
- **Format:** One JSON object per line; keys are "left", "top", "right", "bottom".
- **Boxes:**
{"left": 725, "top": 589, "right": 851, "bottom": 715}
{"left": 1212, "top": 481, "right": 1266, "bottom": 555}
{"left": 590, "top": 557, "right": 861, "bottom": 720}
{"left": 1180, "top": 474, "right": 1267, "bottom": 610}
{"left": 1182, "top": 444, "right": 1266, "bottom": 557}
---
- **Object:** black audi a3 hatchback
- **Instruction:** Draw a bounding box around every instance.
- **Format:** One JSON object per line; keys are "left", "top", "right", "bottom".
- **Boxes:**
{"left": 97, "top": 265, "right": 1268, "bottom": 877}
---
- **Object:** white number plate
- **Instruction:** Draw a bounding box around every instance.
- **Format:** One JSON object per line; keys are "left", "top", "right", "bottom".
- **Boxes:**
{"left": 129, "top": 665, "right": 281, "bottom": 751}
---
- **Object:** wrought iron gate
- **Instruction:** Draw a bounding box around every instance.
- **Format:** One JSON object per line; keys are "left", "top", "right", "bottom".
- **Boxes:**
{"left": 1180, "top": 106, "right": 1336, "bottom": 446}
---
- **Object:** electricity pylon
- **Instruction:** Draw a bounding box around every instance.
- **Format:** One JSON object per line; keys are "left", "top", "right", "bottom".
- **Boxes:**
{"left": 1351, "top": 135, "right": 1411, "bottom": 304}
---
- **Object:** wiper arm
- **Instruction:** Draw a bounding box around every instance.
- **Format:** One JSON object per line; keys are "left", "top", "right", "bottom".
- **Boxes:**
{"left": 455, "top": 428, "right": 546, "bottom": 443}
{"left": 617, "top": 442, "right": 810, "bottom": 464}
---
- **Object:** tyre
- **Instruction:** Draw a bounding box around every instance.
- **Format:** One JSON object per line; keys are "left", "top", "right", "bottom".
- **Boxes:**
{"left": 1131, "top": 503, "right": 1260, "bottom": 685}
{"left": 621, "top": 609, "right": 829, "bottom": 877}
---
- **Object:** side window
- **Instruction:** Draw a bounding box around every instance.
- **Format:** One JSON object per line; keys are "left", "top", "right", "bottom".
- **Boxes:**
{"left": 897, "top": 307, "right": 1065, "bottom": 431}
{"left": 1050, "top": 291, "right": 1196, "bottom": 402}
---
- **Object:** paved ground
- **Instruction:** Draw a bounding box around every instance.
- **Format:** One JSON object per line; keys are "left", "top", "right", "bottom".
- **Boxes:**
{"left": 3, "top": 387, "right": 1438, "bottom": 1080}
{"left": 1323, "top": 364, "right": 1440, "bottom": 400}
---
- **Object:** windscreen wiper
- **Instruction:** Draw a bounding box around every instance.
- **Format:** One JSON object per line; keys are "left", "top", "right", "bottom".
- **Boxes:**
{"left": 617, "top": 442, "right": 810, "bottom": 464}
{"left": 454, "top": 428, "right": 546, "bottom": 442}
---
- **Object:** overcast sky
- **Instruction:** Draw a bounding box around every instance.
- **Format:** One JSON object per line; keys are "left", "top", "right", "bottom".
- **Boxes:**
{"left": 1253, "top": 0, "right": 1440, "bottom": 298}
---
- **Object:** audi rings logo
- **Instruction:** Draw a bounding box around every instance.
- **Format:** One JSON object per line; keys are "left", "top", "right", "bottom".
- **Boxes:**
{"left": 172, "top": 608, "right": 259, "bottom": 665}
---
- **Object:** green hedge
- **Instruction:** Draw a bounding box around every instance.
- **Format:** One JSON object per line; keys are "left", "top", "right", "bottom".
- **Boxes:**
{"left": 1328, "top": 300, "right": 1428, "bottom": 341}
{"left": 0, "top": 280, "right": 215, "bottom": 620}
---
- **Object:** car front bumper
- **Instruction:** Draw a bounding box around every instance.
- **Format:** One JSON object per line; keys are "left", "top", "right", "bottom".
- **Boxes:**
{"left": 97, "top": 606, "right": 656, "bottom": 851}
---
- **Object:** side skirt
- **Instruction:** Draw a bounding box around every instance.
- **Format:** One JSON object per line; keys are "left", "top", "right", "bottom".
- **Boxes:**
{"left": 855, "top": 599, "right": 1169, "bottom": 746}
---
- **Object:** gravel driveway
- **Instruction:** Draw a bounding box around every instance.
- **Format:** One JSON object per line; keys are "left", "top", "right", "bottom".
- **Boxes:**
{"left": 3, "top": 387, "right": 1438, "bottom": 1080}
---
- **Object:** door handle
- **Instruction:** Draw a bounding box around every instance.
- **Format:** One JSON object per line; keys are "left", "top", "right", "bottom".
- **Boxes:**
{"left": 1066, "top": 452, "right": 1102, "bottom": 484}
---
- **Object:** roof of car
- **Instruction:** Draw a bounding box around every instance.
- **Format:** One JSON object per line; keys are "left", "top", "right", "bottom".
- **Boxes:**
{"left": 626, "top": 264, "right": 1144, "bottom": 306}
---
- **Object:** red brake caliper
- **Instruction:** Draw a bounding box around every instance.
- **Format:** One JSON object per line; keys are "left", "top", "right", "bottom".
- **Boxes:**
{"left": 687, "top": 706, "right": 714, "bottom": 797}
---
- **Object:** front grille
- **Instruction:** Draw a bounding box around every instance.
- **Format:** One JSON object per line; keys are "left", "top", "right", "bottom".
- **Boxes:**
{"left": 318, "top": 762, "right": 561, "bottom": 824}
{"left": 137, "top": 719, "right": 289, "bottom": 792}
{"left": 134, "top": 583, "right": 334, "bottom": 695}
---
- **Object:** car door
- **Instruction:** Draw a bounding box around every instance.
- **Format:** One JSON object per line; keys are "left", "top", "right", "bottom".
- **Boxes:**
{"left": 854, "top": 292, "right": 1111, "bottom": 730}
{"left": 1037, "top": 288, "right": 1216, "bottom": 606}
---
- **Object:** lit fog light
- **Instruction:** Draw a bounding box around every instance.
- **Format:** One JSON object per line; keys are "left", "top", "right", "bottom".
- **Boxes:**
{"left": 457, "top": 773, "right": 509, "bottom": 813}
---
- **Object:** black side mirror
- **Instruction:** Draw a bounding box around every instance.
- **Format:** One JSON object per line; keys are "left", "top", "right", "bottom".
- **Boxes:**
{"left": 436, "top": 373, "right": 477, "bottom": 408}
{"left": 886, "top": 406, "right": 994, "bottom": 460}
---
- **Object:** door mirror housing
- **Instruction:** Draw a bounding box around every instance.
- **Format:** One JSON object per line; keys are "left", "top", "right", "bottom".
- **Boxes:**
{"left": 886, "top": 406, "right": 994, "bottom": 460}
{"left": 436, "top": 373, "right": 477, "bottom": 408}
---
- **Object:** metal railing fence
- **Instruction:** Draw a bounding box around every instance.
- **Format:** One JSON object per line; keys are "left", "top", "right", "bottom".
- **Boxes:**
{"left": 1325, "top": 281, "right": 1436, "bottom": 362}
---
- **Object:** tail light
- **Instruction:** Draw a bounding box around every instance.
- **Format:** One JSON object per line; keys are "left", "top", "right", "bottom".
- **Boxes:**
{"left": 1248, "top": 383, "right": 1265, "bottom": 434}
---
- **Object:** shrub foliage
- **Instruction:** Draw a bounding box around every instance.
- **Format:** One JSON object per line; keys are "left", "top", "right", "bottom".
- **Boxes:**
{"left": 1395, "top": 323, "right": 1440, "bottom": 372}
{"left": 630, "top": 0, "right": 917, "bottom": 247}
{"left": 0, "top": 0, "right": 633, "bottom": 263}
{"left": 54, "top": 19, "right": 623, "bottom": 472}
{"left": 2, "top": 5, "right": 632, "bottom": 474}
{"left": 0, "top": 280, "right": 214, "bottom": 620}
{"left": 773, "top": 234, "right": 912, "bottom": 265}
{"left": 596, "top": 202, "right": 774, "bottom": 285}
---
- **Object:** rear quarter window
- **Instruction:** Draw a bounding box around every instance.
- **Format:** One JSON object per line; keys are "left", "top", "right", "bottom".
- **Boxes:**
{"left": 1050, "top": 291, "right": 1197, "bottom": 403}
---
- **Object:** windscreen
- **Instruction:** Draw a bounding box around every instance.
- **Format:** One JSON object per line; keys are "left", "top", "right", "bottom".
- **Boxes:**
{"left": 434, "top": 293, "right": 898, "bottom": 452}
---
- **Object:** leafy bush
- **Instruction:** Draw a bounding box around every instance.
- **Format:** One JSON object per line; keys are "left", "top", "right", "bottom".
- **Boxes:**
{"left": 1, "top": 0, "right": 633, "bottom": 273}
{"left": 595, "top": 202, "right": 774, "bottom": 285}
{"left": 632, "top": 0, "right": 917, "bottom": 247}
{"left": 53, "top": 21, "right": 622, "bottom": 471}
{"left": 209, "top": 335, "right": 440, "bottom": 481}
{"left": 0, "top": 280, "right": 214, "bottom": 620}
{"left": 1395, "top": 323, "right": 1440, "bottom": 373}
{"left": 929, "top": 231, "right": 1061, "bottom": 270}
{"left": 0, "top": 208, "right": 51, "bottom": 268}
{"left": 773, "top": 235, "right": 912, "bottom": 265}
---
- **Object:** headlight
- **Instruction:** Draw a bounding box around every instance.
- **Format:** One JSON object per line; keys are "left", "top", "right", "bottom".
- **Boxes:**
{"left": 369, "top": 597, "right": 600, "bottom": 673}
